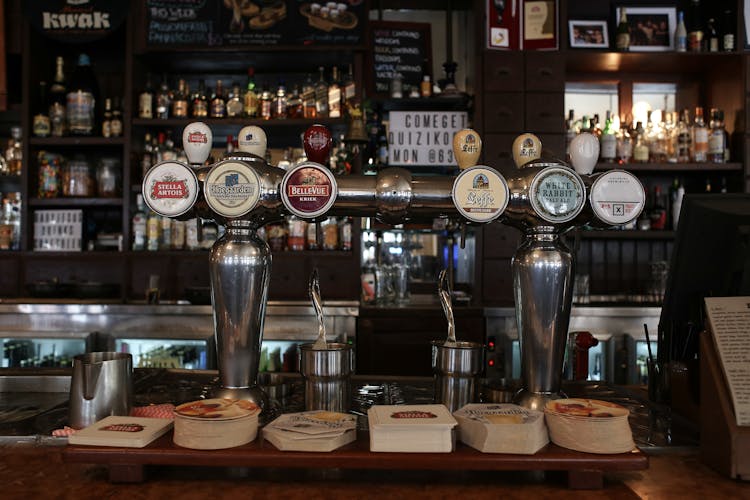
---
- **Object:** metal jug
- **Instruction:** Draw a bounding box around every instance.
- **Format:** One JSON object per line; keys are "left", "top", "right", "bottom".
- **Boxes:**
{"left": 68, "top": 352, "right": 133, "bottom": 429}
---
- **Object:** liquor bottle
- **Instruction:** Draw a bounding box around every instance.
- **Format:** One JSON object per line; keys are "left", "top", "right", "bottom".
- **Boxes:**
{"left": 243, "top": 68, "right": 259, "bottom": 118}
{"left": 675, "top": 11, "right": 687, "bottom": 52}
{"left": 564, "top": 109, "right": 576, "bottom": 159}
{"left": 420, "top": 74, "right": 432, "bottom": 98}
{"left": 132, "top": 194, "right": 147, "bottom": 250}
{"left": 6, "top": 127, "right": 22, "bottom": 176}
{"left": 49, "top": 56, "right": 67, "bottom": 137}
{"left": 314, "top": 66, "right": 329, "bottom": 117}
{"left": 339, "top": 217, "right": 352, "bottom": 251}
{"left": 302, "top": 73, "right": 316, "bottom": 118}
{"left": 328, "top": 66, "right": 341, "bottom": 118}
{"left": 160, "top": 215, "right": 172, "bottom": 250}
{"left": 287, "top": 215, "right": 306, "bottom": 251}
{"left": 306, "top": 221, "right": 319, "bottom": 250}
{"left": 343, "top": 63, "right": 356, "bottom": 106}
{"left": 110, "top": 97, "right": 123, "bottom": 137}
{"left": 671, "top": 178, "right": 685, "bottom": 230}
{"left": 707, "top": 18, "right": 719, "bottom": 52}
{"left": 192, "top": 79, "right": 208, "bottom": 118}
{"left": 649, "top": 185, "right": 667, "bottom": 230}
{"left": 616, "top": 124, "right": 633, "bottom": 164}
{"left": 722, "top": 9, "right": 735, "bottom": 51}
{"left": 271, "top": 81, "right": 288, "bottom": 120}
{"left": 720, "top": 176, "right": 728, "bottom": 193}
{"left": 209, "top": 80, "right": 227, "bottom": 118}
{"left": 632, "top": 122, "right": 649, "bottom": 163}
{"left": 32, "top": 81, "right": 51, "bottom": 138}
{"left": 615, "top": 9, "right": 630, "bottom": 51}
{"left": 226, "top": 83, "right": 243, "bottom": 118}
{"left": 708, "top": 108, "right": 726, "bottom": 163}
{"left": 101, "top": 98, "right": 113, "bottom": 138}
{"left": 599, "top": 111, "right": 616, "bottom": 162}
{"left": 146, "top": 208, "right": 161, "bottom": 251}
{"left": 141, "top": 132, "right": 153, "bottom": 178}
{"left": 138, "top": 73, "right": 154, "bottom": 119}
{"left": 224, "top": 134, "right": 235, "bottom": 157}
{"left": 691, "top": 106, "right": 708, "bottom": 162}
{"left": 688, "top": 0, "right": 703, "bottom": 52}
{"left": 171, "top": 219, "right": 185, "bottom": 250}
{"left": 321, "top": 217, "right": 339, "bottom": 250}
{"left": 66, "top": 53, "right": 98, "bottom": 135}
{"left": 260, "top": 83, "right": 272, "bottom": 120}
{"left": 676, "top": 109, "right": 691, "bottom": 162}
{"left": 286, "top": 85, "right": 303, "bottom": 119}
{"left": 171, "top": 78, "right": 189, "bottom": 118}
{"left": 155, "top": 74, "right": 171, "bottom": 119}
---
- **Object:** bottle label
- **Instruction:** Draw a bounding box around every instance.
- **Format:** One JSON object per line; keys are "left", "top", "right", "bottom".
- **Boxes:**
{"left": 192, "top": 101, "right": 208, "bottom": 117}
{"left": 142, "top": 161, "right": 199, "bottom": 217}
{"left": 66, "top": 91, "right": 94, "bottom": 134}
{"left": 633, "top": 144, "right": 649, "bottom": 162}
{"left": 33, "top": 114, "right": 51, "bottom": 137}
{"left": 708, "top": 131, "right": 724, "bottom": 155}
{"left": 172, "top": 100, "right": 189, "bottom": 117}
{"left": 529, "top": 167, "right": 586, "bottom": 223}
{"left": 203, "top": 160, "right": 262, "bottom": 218}
{"left": 600, "top": 134, "right": 617, "bottom": 160}
{"left": 281, "top": 162, "right": 338, "bottom": 218}
{"left": 615, "top": 33, "right": 630, "bottom": 50}
{"left": 451, "top": 165, "right": 509, "bottom": 223}
{"left": 139, "top": 94, "right": 153, "bottom": 119}
{"left": 590, "top": 170, "right": 645, "bottom": 226}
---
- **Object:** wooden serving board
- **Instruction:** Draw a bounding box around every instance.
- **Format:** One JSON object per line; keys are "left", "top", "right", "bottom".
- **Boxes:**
{"left": 63, "top": 431, "right": 648, "bottom": 489}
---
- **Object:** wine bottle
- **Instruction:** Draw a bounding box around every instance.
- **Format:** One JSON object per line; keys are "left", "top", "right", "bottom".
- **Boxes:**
{"left": 615, "top": 9, "right": 630, "bottom": 51}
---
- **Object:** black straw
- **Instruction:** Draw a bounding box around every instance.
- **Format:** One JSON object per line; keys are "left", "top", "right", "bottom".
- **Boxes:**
{"left": 643, "top": 323, "right": 654, "bottom": 366}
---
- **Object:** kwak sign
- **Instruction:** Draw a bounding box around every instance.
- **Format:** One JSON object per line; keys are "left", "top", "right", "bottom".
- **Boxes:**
{"left": 388, "top": 111, "right": 469, "bottom": 167}
{"left": 24, "top": 0, "right": 128, "bottom": 43}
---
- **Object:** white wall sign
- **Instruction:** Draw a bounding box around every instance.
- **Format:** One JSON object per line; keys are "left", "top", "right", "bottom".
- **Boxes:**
{"left": 388, "top": 111, "right": 469, "bottom": 166}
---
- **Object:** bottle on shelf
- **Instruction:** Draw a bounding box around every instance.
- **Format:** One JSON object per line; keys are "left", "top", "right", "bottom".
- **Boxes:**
{"left": 420, "top": 72, "right": 432, "bottom": 98}
{"left": 160, "top": 214, "right": 171, "bottom": 250}
{"left": 155, "top": 74, "right": 171, "bottom": 120}
{"left": 706, "top": 18, "right": 719, "bottom": 52}
{"left": 226, "top": 83, "right": 243, "bottom": 118}
{"left": 720, "top": 176, "right": 728, "bottom": 193}
{"left": 675, "top": 11, "right": 687, "bottom": 52}
{"left": 243, "top": 68, "right": 259, "bottom": 118}
{"left": 210, "top": 80, "right": 227, "bottom": 118}
{"left": 111, "top": 97, "right": 123, "bottom": 137}
{"left": 616, "top": 121, "right": 633, "bottom": 164}
{"left": 632, "top": 121, "right": 649, "bottom": 163}
{"left": 599, "top": 110, "right": 616, "bottom": 163}
{"left": 6, "top": 127, "right": 22, "bottom": 176}
{"left": 66, "top": 53, "right": 98, "bottom": 136}
{"left": 708, "top": 108, "right": 726, "bottom": 164}
{"left": 343, "top": 63, "right": 356, "bottom": 106}
{"left": 146, "top": 208, "right": 161, "bottom": 251}
{"left": 192, "top": 79, "right": 208, "bottom": 118}
{"left": 287, "top": 215, "right": 306, "bottom": 251}
{"left": 302, "top": 73, "right": 316, "bottom": 119}
{"left": 328, "top": 66, "right": 341, "bottom": 118}
{"left": 340, "top": 217, "right": 352, "bottom": 251}
{"left": 101, "top": 97, "right": 113, "bottom": 138}
{"left": 132, "top": 194, "right": 147, "bottom": 251}
{"left": 172, "top": 78, "right": 189, "bottom": 118}
{"left": 676, "top": 109, "right": 691, "bottom": 163}
{"left": 306, "top": 221, "right": 319, "bottom": 250}
{"left": 141, "top": 132, "right": 153, "bottom": 178}
{"left": 722, "top": 8, "right": 735, "bottom": 51}
{"left": 615, "top": 9, "right": 630, "bottom": 51}
{"left": 287, "top": 85, "right": 303, "bottom": 119}
{"left": 691, "top": 106, "right": 708, "bottom": 162}
{"left": 139, "top": 73, "right": 154, "bottom": 119}
{"left": 260, "top": 82, "right": 272, "bottom": 120}
{"left": 321, "top": 217, "right": 339, "bottom": 250}
{"left": 314, "top": 66, "right": 329, "bottom": 117}
{"left": 670, "top": 178, "right": 685, "bottom": 231}
{"left": 688, "top": 0, "right": 704, "bottom": 52}
{"left": 224, "top": 134, "right": 235, "bottom": 157}
{"left": 564, "top": 109, "right": 576, "bottom": 160}
{"left": 32, "top": 81, "right": 51, "bottom": 138}
{"left": 649, "top": 185, "right": 667, "bottom": 231}
{"left": 272, "top": 80, "right": 288, "bottom": 119}
{"left": 49, "top": 56, "right": 67, "bottom": 137}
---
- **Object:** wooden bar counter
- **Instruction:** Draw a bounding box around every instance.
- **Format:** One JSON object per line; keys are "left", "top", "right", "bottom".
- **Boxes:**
{"left": 2, "top": 442, "right": 750, "bottom": 499}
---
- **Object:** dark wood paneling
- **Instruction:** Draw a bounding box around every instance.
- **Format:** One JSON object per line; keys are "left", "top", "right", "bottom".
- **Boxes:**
{"left": 482, "top": 52, "right": 524, "bottom": 92}
{"left": 481, "top": 132, "right": 517, "bottom": 176}
{"left": 0, "top": 254, "right": 20, "bottom": 297}
{"left": 481, "top": 258, "right": 514, "bottom": 306}
{"left": 483, "top": 93, "right": 525, "bottom": 132}
{"left": 525, "top": 52, "right": 565, "bottom": 92}
{"left": 537, "top": 133, "right": 566, "bottom": 160}
{"left": 483, "top": 223, "right": 521, "bottom": 259}
{"left": 525, "top": 92, "right": 564, "bottom": 133}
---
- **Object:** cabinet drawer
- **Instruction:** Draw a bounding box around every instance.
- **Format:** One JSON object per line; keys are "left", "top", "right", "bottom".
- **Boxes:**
{"left": 481, "top": 133, "right": 517, "bottom": 177}
{"left": 483, "top": 52, "right": 524, "bottom": 92}
{"left": 525, "top": 92, "right": 564, "bottom": 133}
{"left": 525, "top": 53, "right": 565, "bottom": 92}
{"left": 483, "top": 92, "right": 525, "bottom": 132}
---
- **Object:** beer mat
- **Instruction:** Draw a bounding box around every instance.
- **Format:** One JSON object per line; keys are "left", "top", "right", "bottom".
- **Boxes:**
{"left": 544, "top": 398, "right": 630, "bottom": 419}
{"left": 174, "top": 398, "right": 261, "bottom": 420}
{"left": 368, "top": 404, "right": 458, "bottom": 429}
{"left": 453, "top": 404, "right": 549, "bottom": 454}
{"left": 67, "top": 416, "right": 173, "bottom": 448}
{"left": 453, "top": 403, "right": 544, "bottom": 425}
{"left": 53, "top": 404, "right": 176, "bottom": 436}
{"left": 263, "top": 425, "right": 357, "bottom": 452}
{"left": 269, "top": 411, "right": 356, "bottom": 435}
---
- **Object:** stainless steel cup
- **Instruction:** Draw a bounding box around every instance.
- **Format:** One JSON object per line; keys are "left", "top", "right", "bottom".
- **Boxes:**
{"left": 299, "top": 342, "right": 354, "bottom": 413}
{"left": 432, "top": 340, "right": 484, "bottom": 413}
{"left": 69, "top": 352, "right": 133, "bottom": 429}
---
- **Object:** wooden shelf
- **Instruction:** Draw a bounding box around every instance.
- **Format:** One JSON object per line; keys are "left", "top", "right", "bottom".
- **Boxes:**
{"left": 28, "top": 137, "right": 125, "bottom": 147}
{"left": 28, "top": 198, "right": 124, "bottom": 207}
{"left": 131, "top": 117, "right": 345, "bottom": 128}
{"left": 596, "top": 162, "right": 743, "bottom": 172}
{"left": 577, "top": 230, "right": 674, "bottom": 240}
{"left": 565, "top": 51, "right": 742, "bottom": 75}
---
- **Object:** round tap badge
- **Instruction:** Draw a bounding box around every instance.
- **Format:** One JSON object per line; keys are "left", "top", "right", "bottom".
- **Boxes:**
{"left": 589, "top": 170, "right": 645, "bottom": 226}
{"left": 203, "top": 160, "right": 261, "bottom": 218}
{"left": 142, "top": 161, "right": 199, "bottom": 217}
{"left": 281, "top": 162, "right": 337, "bottom": 219}
{"left": 529, "top": 166, "right": 586, "bottom": 224}
{"left": 451, "top": 165, "right": 509, "bottom": 223}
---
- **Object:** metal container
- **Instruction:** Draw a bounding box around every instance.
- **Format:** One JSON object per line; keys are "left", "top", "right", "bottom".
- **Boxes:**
{"left": 299, "top": 342, "right": 353, "bottom": 413}
{"left": 68, "top": 352, "right": 132, "bottom": 429}
{"left": 431, "top": 340, "right": 484, "bottom": 413}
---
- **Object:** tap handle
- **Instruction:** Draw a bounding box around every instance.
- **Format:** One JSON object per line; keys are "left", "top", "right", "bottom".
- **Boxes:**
{"left": 568, "top": 132, "right": 599, "bottom": 175}
{"left": 237, "top": 125, "right": 268, "bottom": 158}
{"left": 511, "top": 133, "right": 542, "bottom": 167}
{"left": 303, "top": 124, "right": 332, "bottom": 165}
{"left": 182, "top": 122, "right": 213, "bottom": 166}
{"left": 453, "top": 128, "right": 482, "bottom": 170}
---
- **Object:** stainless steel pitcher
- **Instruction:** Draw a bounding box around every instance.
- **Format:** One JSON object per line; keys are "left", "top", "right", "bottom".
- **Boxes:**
{"left": 68, "top": 352, "right": 133, "bottom": 429}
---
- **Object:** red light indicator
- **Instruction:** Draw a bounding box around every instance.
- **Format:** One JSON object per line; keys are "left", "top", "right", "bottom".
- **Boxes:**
{"left": 488, "top": 358, "right": 495, "bottom": 367}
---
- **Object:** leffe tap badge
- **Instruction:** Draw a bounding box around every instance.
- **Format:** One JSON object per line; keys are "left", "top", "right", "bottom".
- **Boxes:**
{"left": 452, "top": 166, "right": 509, "bottom": 223}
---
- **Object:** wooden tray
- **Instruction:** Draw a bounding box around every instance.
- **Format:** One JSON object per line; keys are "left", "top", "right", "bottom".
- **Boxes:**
{"left": 63, "top": 431, "right": 648, "bottom": 489}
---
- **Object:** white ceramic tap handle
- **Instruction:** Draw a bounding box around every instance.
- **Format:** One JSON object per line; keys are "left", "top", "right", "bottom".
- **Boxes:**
{"left": 237, "top": 125, "right": 267, "bottom": 158}
{"left": 569, "top": 133, "right": 599, "bottom": 175}
{"left": 511, "top": 133, "right": 542, "bottom": 168}
{"left": 182, "top": 122, "right": 213, "bottom": 166}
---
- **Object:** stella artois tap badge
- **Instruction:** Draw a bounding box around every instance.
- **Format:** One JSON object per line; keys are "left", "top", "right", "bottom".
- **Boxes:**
{"left": 142, "top": 161, "right": 199, "bottom": 217}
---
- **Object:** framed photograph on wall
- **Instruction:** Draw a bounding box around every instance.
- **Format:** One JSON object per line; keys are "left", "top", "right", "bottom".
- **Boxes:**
{"left": 616, "top": 6, "right": 676, "bottom": 51}
{"left": 568, "top": 20, "right": 609, "bottom": 49}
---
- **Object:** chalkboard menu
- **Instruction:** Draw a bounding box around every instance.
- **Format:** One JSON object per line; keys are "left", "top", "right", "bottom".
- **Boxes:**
{"left": 367, "top": 21, "right": 432, "bottom": 97}
{"left": 146, "top": 0, "right": 366, "bottom": 48}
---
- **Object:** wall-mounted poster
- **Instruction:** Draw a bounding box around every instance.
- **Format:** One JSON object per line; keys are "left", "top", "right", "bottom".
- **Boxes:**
{"left": 367, "top": 21, "right": 432, "bottom": 98}
{"left": 487, "top": 0, "right": 557, "bottom": 50}
{"left": 23, "top": 0, "right": 129, "bottom": 43}
{"left": 145, "top": 0, "right": 366, "bottom": 48}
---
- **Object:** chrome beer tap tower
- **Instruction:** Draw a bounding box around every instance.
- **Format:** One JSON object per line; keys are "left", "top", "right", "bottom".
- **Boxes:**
{"left": 142, "top": 122, "right": 645, "bottom": 412}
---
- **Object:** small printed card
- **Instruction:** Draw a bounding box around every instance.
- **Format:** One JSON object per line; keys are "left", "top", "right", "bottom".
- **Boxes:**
{"left": 68, "top": 416, "right": 173, "bottom": 448}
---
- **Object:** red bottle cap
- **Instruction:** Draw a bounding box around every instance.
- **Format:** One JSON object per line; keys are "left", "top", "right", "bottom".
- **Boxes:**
{"left": 303, "top": 124, "right": 332, "bottom": 164}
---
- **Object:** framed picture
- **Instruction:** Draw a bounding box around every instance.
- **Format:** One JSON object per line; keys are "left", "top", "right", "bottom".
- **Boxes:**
{"left": 616, "top": 7, "right": 676, "bottom": 51}
{"left": 568, "top": 20, "right": 609, "bottom": 48}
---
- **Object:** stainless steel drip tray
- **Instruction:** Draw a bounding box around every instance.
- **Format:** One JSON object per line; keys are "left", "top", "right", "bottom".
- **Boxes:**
{"left": 0, "top": 369, "right": 72, "bottom": 441}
